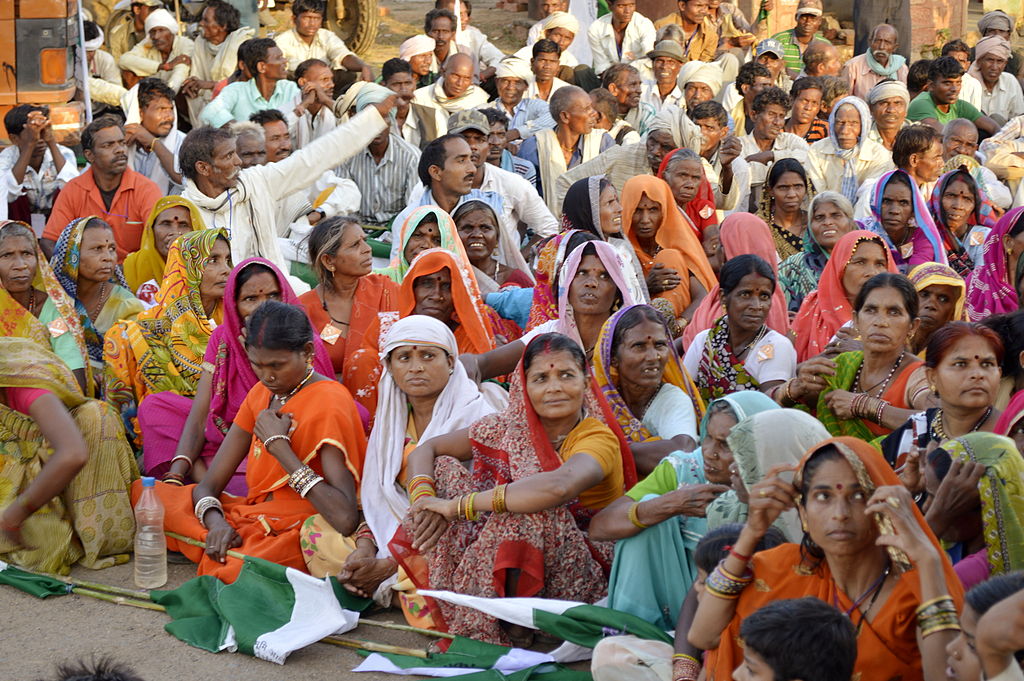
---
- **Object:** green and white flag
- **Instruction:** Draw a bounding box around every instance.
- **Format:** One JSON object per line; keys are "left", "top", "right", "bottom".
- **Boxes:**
{"left": 419, "top": 590, "right": 672, "bottom": 649}
{"left": 151, "top": 555, "right": 363, "bottom": 664}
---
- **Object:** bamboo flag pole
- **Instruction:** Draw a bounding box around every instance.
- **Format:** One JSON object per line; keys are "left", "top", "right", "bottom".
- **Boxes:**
{"left": 66, "top": 583, "right": 431, "bottom": 659}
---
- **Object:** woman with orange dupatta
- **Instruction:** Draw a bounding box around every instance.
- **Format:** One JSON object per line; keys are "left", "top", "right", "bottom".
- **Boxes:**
{"left": 621, "top": 175, "right": 717, "bottom": 322}
{"left": 791, "top": 230, "right": 897, "bottom": 362}
{"left": 394, "top": 333, "right": 637, "bottom": 645}
{"left": 689, "top": 437, "right": 965, "bottom": 681}
{"left": 298, "top": 216, "right": 399, "bottom": 418}
{"left": 400, "top": 247, "right": 522, "bottom": 352}
{"left": 137, "top": 301, "right": 366, "bottom": 583}
{"left": 681, "top": 213, "right": 791, "bottom": 347}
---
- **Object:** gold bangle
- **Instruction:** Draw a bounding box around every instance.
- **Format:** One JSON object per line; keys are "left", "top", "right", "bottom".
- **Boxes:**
{"left": 628, "top": 501, "right": 649, "bottom": 529}
{"left": 916, "top": 595, "right": 956, "bottom": 614}
{"left": 492, "top": 483, "right": 508, "bottom": 514}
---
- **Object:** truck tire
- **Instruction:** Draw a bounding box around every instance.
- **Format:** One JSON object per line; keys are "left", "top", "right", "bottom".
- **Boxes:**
{"left": 326, "top": 0, "right": 379, "bottom": 56}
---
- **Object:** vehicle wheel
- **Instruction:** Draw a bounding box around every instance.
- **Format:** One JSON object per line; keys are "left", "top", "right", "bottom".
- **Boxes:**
{"left": 326, "top": 0, "right": 379, "bottom": 55}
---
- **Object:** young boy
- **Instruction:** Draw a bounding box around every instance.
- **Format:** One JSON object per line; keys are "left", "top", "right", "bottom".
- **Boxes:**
{"left": 733, "top": 598, "right": 857, "bottom": 681}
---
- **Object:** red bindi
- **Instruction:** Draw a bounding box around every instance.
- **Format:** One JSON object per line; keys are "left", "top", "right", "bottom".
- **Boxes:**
{"left": 835, "top": 483, "right": 843, "bottom": 490}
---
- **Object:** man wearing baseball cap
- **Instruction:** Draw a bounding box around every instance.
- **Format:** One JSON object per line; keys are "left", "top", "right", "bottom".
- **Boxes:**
{"left": 770, "top": 0, "right": 827, "bottom": 75}
{"left": 640, "top": 41, "right": 685, "bottom": 110}
{"left": 753, "top": 38, "right": 792, "bottom": 91}
{"left": 447, "top": 110, "right": 559, "bottom": 239}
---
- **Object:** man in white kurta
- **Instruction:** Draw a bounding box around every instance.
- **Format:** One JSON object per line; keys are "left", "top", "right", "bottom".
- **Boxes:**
{"left": 587, "top": 0, "right": 656, "bottom": 76}
{"left": 180, "top": 102, "right": 392, "bottom": 285}
{"left": 117, "top": 9, "right": 194, "bottom": 94}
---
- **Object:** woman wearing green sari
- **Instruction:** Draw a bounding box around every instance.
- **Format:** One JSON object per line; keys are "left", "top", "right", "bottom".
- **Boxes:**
{"left": 704, "top": 409, "right": 831, "bottom": 541}
{"left": 0, "top": 337, "right": 138, "bottom": 574}
{"left": 780, "top": 272, "right": 934, "bottom": 440}
{"left": 375, "top": 206, "right": 464, "bottom": 283}
{"left": 591, "top": 391, "right": 778, "bottom": 629}
{"left": 926, "top": 433, "right": 1024, "bottom": 590}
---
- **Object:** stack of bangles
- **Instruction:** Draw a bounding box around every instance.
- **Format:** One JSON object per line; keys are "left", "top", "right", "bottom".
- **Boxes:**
{"left": 162, "top": 455, "right": 194, "bottom": 486}
{"left": 408, "top": 475, "right": 436, "bottom": 504}
{"left": 672, "top": 653, "right": 701, "bottom": 681}
{"left": 194, "top": 495, "right": 223, "bottom": 527}
{"left": 458, "top": 492, "right": 479, "bottom": 521}
{"left": 288, "top": 465, "right": 324, "bottom": 498}
{"left": 355, "top": 521, "right": 375, "bottom": 545}
{"left": 916, "top": 595, "right": 960, "bottom": 637}
{"left": 704, "top": 559, "right": 753, "bottom": 599}
{"left": 851, "top": 393, "right": 890, "bottom": 424}
{"left": 774, "top": 379, "right": 798, "bottom": 405}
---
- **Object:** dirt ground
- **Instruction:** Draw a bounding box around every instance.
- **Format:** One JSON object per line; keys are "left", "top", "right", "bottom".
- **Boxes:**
{"left": 1, "top": 560, "right": 437, "bottom": 680}
{"left": 1, "top": 3, "right": 540, "bottom": 679}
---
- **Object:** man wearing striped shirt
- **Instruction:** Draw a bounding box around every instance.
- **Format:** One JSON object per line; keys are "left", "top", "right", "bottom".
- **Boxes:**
{"left": 770, "top": 0, "right": 827, "bottom": 77}
{"left": 334, "top": 113, "right": 422, "bottom": 226}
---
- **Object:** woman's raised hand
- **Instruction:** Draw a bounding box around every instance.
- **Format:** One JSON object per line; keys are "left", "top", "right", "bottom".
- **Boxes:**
{"left": 253, "top": 408, "right": 292, "bottom": 454}
{"left": 745, "top": 464, "right": 798, "bottom": 537}
{"left": 866, "top": 485, "right": 942, "bottom": 567}
{"left": 666, "top": 483, "right": 730, "bottom": 516}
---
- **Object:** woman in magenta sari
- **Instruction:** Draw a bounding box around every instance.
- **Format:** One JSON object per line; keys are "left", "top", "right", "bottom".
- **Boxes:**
{"left": 965, "top": 206, "right": 1024, "bottom": 321}
{"left": 149, "top": 258, "right": 333, "bottom": 495}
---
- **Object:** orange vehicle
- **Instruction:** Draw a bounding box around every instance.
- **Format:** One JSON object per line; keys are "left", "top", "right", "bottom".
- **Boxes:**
{"left": 0, "top": 0, "right": 83, "bottom": 142}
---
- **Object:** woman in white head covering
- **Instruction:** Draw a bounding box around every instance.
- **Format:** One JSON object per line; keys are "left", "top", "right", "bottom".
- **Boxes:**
{"left": 299, "top": 315, "right": 503, "bottom": 608}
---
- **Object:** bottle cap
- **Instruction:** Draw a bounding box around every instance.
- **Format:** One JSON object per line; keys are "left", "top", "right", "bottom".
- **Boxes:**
{"left": 142, "top": 476, "right": 156, "bottom": 487}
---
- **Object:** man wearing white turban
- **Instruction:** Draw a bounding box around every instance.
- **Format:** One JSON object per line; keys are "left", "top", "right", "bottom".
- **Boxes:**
{"left": 117, "top": 8, "right": 195, "bottom": 93}
{"left": 969, "top": 35, "right": 1024, "bottom": 127}
{"left": 866, "top": 79, "right": 910, "bottom": 151}
{"left": 515, "top": 11, "right": 581, "bottom": 69}
{"left": 486, "top": 57, "right": 556, "bottom": 141}
{"left": 678, "top": 60, "right": 723, "bottom": 110}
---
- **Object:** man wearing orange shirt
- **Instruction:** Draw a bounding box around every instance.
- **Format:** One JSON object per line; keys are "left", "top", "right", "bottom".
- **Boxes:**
{"left": 41, "top": 116, "right": 162, "bottom": 262}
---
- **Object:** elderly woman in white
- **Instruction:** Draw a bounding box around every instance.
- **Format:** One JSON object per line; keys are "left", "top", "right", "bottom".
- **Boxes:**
{"left": 808, "top": 95, "right": 895, "bottom": 204}
{"left": 298, "top": 315, "right": 505, "bottom": 611}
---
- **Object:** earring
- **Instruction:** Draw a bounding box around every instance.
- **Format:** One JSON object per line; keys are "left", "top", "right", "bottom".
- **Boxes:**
{"left": 449, "top": 368, "right": 454, "bottom": 375}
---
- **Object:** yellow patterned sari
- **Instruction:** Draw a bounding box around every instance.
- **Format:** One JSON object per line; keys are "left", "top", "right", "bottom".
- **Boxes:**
{"left": 103, "top": 229, "right": 227, "bottom": 442}
{"left": 0, "top": 337, "right": 138, "bottom": 574}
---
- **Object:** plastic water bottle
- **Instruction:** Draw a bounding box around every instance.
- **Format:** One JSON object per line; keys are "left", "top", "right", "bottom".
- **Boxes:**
{"left": 134, "top": 477, "right": 167, "bottom": 589}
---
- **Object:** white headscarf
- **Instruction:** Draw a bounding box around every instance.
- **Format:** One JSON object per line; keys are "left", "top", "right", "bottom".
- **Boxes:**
{"left": 495, "top": 56, "right": 533, "bottom": 82}
{"left": 144, "top": 9, "right": 178, "bottom": 38}
{"left": 678, "top": 61, "right": 723, "bottom": 96}
{"left": 543, "top": 11, "right": 580, "bottom": 36}
{"left": 361, "top": 316, "right": 501, "bottom": 565}
{"left": 400, "top": 34, "right": 436, "bottom": 60}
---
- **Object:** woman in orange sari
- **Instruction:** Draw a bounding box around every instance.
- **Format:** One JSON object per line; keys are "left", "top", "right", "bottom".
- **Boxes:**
{"left": 400, "top": 247, "right": 521, "bottom": 353}
{"left": 689, "top": 437, "right": 964, "bottom": 681}
{"left": 621, "top": 175, "right": 716, "bottom": 322}
{"left": 136, "top": 301, "right": 367, "bottom": 583}
{"left": 791, "top": 230, "right": 898, "bottom": 362}
{"left": 298, "top": 216, "right": 399, "bottom": 417}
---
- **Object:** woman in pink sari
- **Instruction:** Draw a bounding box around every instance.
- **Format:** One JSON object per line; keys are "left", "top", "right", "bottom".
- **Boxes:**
{"left": 150, "top": 258, "right": 333, "bottom": 495}
{"left": 965, "top": 206, "right": 1024, "bottom": 321}
{"left": 682, "top": 213, "right": 790, "bottom": 346}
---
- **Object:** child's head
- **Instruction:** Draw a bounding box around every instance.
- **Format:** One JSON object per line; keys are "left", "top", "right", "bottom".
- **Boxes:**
{"left": 947, "top": 572, "right": 1024, "bottom": 681}
{"left": 692, "top": 524, "right": 786, "bottom": 600}
{"left": 734, "top": 598, "right": 856, "bottom": 681}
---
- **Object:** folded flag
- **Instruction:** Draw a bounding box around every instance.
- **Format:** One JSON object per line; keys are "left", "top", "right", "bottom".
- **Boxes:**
{"left": 151, "top": 555, "right": 366, "bottom": 664}
{"left": 0, "top": 561, "right": 72, "bottom": 599}
{"left": 354, "top": 635, "right": 589, "bottom": 680}
{"left": 420, "top": 590, "right": 672, "bottom": 648}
